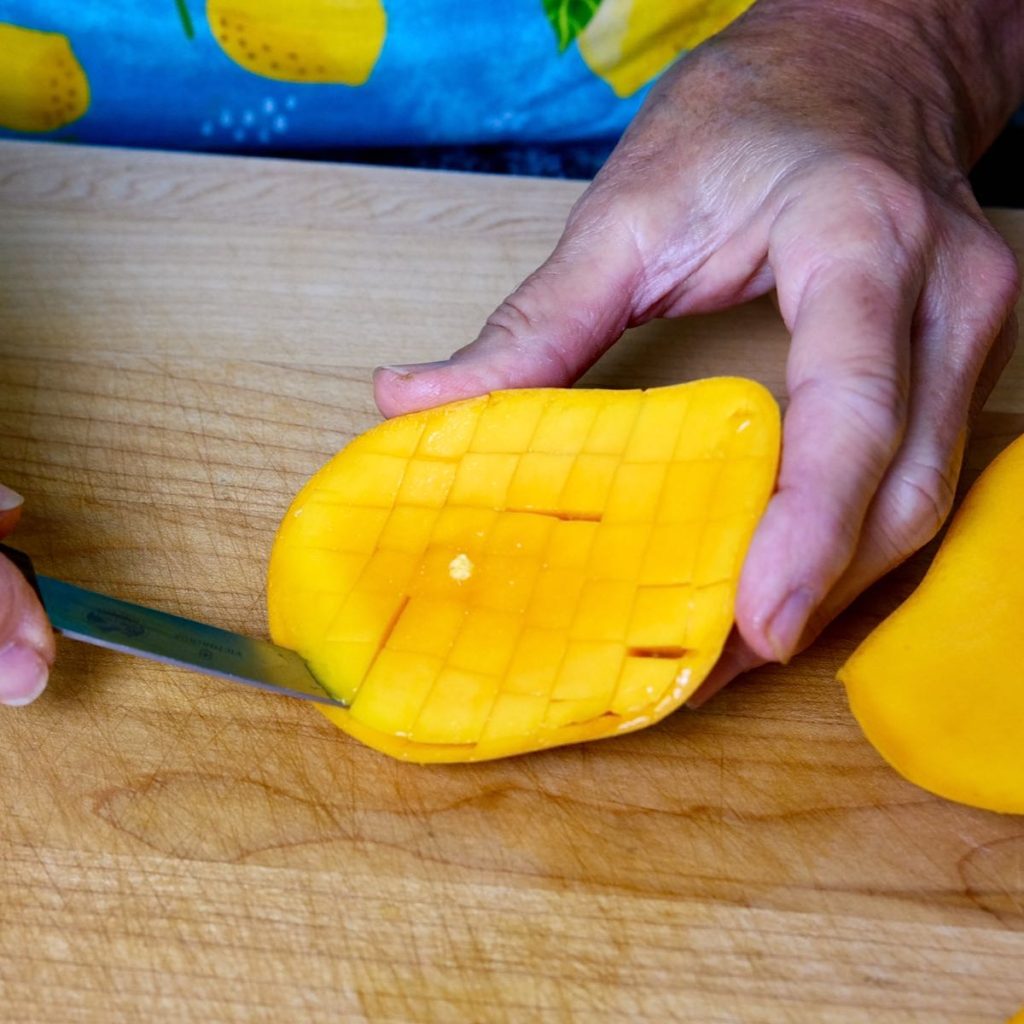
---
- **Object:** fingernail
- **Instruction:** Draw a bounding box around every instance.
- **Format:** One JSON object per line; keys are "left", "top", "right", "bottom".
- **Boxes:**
{"left": 0, "top": 484, "right": 24, "bottom": 511}
{"left": 764, "top": 586, "right": 816, "bottom": 664}
{"left": 687, "top": 652, "right": 741, "bottom": 709}
{"left": 375, "top": 360, "right": 449, "bottom": 380}
{"left": 687, "top": 646, "right": 765, "bottom": 708}
{"left": 0, "top": 641, "right": 49, "bottom": 707}
{"left": 686, "top": 681, "right": 722, "bottom": 710}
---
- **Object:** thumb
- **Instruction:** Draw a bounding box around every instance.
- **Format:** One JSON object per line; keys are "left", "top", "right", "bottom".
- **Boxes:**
{"left": 0, "top": 482, "right": 23, "bottom": 538}
{"left": 0, "top": 485, "right": 55, "bottom": 707}
{"left": 374, "top": 220, "right": 641, "bottom": 417}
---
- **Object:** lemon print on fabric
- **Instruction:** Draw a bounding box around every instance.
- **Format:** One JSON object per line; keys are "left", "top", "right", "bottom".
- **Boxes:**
{"left": 207, "top": 0, "right": 387, "bottom": 85}
{"left": 542, "top": 0, "right": 754, "bottom": 98}
{"left": 0, "top": 23, "right": 90, "bottom": 133}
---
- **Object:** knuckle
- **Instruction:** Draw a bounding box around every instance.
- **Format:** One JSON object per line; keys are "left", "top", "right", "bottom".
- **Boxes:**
{"left": 484, "top": 288, "right": 577, "bottom": 381}
{"left": 879, "top": 457, "right": 957, "bottom": 556}
{"left": 486, "top": 291, "right": 539, "bottom": 341}
{"left": 565, "top": 180, "right": 636, "bottom": 239}
{"left": 792, "top": 365, "right": 906, "bottom": 460}
{"left": 972, "top": 232, "right": 1022, "bottom": 313}
{"left": 839, "top": 381, "right": 906, "bottom": 454}
{"left": 564, "top": 189, "right": 606, "bottom": 236}
{"left": 787, "top": 155, "right": 932, "bottom": 272}
{"left": 936, "top": 229, "right": 1021, "bottom": 364}
{"left": 790, "top": 231, "right": 922, "bottom": 327}
{"left": 846, "top": 160, "right": 930, "bottom": 248}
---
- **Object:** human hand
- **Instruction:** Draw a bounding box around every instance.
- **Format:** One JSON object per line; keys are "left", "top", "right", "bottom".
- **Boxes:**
{"left": 374, "top": 0, "right": 1023, "bottom": 698}
{"left": 0, "top": 485, "right": 55, "bottom": 706}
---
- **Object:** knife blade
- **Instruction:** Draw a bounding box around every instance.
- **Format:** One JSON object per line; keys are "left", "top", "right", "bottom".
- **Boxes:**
{"left": 0, "top": 545, "right": 347, "bottom": 708}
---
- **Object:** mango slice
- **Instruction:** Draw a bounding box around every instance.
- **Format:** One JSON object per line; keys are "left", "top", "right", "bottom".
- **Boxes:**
{"left": 207, "top": 0, "right": 387, "bottom": 85}
{"left": 268, "top": 379, "right": 779, "bottom": 762}
{"left": 839, "top": 434, "right": 1024, "bottom": 813}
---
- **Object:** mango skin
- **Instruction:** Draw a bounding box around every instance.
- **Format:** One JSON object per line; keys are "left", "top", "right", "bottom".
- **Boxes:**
{"left": 268, "top": 380, "right": 780, "bottom": 763}
{"left": 839, "top": 434, "right": 1024, "bottom": 814}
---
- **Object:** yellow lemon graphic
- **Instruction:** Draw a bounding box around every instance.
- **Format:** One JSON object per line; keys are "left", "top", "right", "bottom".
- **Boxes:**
{"left": 0, "top": 23, "right": 90, "bottom": 133}
{"left": 579, "top": 0, "right": 754, "bottom": 98}
{"left": 207, "top": 0, "right": 387, "bottom": 85}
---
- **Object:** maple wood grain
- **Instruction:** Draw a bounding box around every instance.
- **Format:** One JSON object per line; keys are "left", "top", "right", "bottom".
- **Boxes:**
{"left": 0, "top": 140, "right": 1022, "bottom": 1024}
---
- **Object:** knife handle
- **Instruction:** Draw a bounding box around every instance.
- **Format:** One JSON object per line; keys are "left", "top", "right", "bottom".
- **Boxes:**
{"left": 0, "top": 544, "right": 45, "bottom": 606}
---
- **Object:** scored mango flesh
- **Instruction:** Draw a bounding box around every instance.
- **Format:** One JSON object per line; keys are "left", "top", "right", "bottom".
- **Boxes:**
{"left": 268, "top": 379, "right": 780, "bottom": 762}
{"left": 840, "top": 433, "right": 1024, "bottom": 814}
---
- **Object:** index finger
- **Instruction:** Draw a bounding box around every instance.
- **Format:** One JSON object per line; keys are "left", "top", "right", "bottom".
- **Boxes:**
{"left": 735, "top": 241, "right": 922, "bottom": 662}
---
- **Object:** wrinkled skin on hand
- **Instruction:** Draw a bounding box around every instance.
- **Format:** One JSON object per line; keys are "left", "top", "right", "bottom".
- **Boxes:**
{"left": 0, "top": 486, "right": 54, "bottom": 705}
{"left": 376, "top": 0, "right": 1023, "bottom": 702}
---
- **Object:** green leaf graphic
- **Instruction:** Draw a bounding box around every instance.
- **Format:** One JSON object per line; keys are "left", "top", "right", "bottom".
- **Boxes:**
{"left": 542, "top": 0, "right": 603, "bottom": 52}
{"left": 175, "top": 0, "right": 196, "bottom": 40}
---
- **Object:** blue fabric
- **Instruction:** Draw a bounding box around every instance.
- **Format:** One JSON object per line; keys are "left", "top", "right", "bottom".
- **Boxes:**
{"left": 0, "top": 1, "right": 653, "bottom": 151}
{"left": 2, "top": 2, "right": 1019, "bottom": 195}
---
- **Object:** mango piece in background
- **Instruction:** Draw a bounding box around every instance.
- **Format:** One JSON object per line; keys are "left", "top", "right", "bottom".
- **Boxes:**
{"left": 840, "top": 433, "right": 1024, "bottom": 814}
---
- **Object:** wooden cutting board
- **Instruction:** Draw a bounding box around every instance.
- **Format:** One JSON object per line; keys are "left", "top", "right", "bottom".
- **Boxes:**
{"left": 0, "top": 139, "right": 1022, "bottom": 1023}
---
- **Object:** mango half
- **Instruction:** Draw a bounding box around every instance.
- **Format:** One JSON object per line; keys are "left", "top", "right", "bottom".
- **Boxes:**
{"left": 268, "top": 379, "right": 779, "bottom": 762}
{"left": 840, "top": 434, "right": 1024, "bottom": 814}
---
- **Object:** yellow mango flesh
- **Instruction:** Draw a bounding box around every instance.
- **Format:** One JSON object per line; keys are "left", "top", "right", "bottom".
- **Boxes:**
{"left": 0, "top": 23, "right": 90, "bottom": 133}
{"left": 207, "top": 0, "right": 387, "bottom": 85}
{"left": 268, "top": 379, "right": 779, "bottom": 762}
{"left": 839, "top": 434, "right": 1024, "bottom": 813}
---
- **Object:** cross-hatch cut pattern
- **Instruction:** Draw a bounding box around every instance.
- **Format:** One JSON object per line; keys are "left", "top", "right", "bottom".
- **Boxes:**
{"left": 268, "top": 379, "right": 780, "bottom": 762}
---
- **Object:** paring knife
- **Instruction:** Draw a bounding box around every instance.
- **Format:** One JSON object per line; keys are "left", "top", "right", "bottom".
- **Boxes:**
{"left": 0, "top": 545, "right": 346, "bottom": 708}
